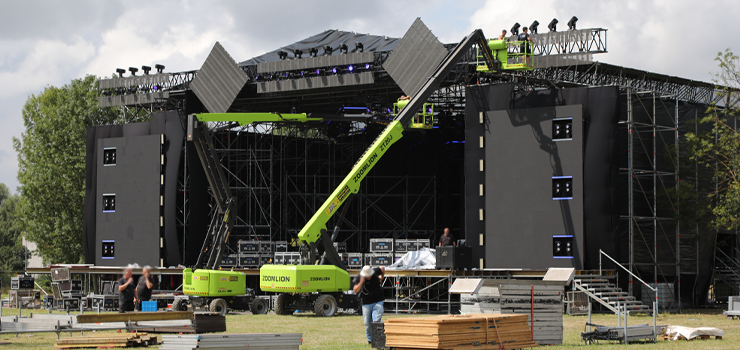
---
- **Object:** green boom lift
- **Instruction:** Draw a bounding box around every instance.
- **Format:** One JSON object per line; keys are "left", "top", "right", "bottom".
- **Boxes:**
{"left": 259, "top": 28, "right": 533, "bottom": 317}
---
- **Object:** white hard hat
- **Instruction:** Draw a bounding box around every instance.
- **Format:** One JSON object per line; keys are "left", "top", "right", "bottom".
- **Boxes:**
{"left": 360, "top": 266, "right": 374, "bottom": 278}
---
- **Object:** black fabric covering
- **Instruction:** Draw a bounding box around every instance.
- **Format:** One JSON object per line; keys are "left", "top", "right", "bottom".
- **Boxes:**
{"left": 465, "top": 84, "right": 620, "bottom": 270}
{"left": 239, "top": 30, "right": 399, "bottom": 66}
{"left": 83, "top": 111, "right": 184, "bottom": 266}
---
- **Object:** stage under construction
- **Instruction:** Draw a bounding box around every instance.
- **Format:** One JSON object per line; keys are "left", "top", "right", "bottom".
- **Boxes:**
{"left": 82, "top": 18, "right": 737, "bottom": 308}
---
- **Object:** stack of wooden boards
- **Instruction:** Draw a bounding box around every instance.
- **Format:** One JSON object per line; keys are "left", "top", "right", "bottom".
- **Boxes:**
{"left": 54, "top": 333, "right": 157, "bottom": 348}
{"left": 385, "top": 314, "right": 538, "bottom": 349}
{"left": 160, "top": 333, "right": 303, "bottom": 350}
{"left": 136, "top": 313, "right": 226, "bottom": 333}
{"left": 459, "top": 280, "right": 563, "bottom": 345}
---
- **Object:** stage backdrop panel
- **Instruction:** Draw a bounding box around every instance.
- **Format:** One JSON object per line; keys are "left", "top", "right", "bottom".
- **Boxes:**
{"left": 95, "top": 135, "right": 163, "bottom": 267}
{"left": 483, "top": 105, "right": 585, "bottom": 269}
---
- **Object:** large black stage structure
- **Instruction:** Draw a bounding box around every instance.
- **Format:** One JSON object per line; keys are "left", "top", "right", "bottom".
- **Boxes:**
{"left": 84, "top": 22, "right": 736, "bottom": 307}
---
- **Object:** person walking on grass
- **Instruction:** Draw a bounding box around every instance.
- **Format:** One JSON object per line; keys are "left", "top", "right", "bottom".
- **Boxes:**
{"left": 353, "top": 265, "right": 385, "bottom": 344}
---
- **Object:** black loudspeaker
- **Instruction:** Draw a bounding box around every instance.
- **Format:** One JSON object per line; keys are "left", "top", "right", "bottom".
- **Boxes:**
{"left": 436, "top": 246, "right": 473, "bottom": 270}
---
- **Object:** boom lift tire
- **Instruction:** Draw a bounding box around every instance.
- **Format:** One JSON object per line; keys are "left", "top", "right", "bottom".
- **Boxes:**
{"left": 250, "top": 296, "right": 269, "bottom": 315}
{"left": 209, "top": 298, "right": 228, "bottom": 316}
{"left": 172, "top": 298, "right": 188, "bottom": 312}
{"left": 314, "top": 294, "right": 338, "bottom": 317}
{"left": 275, "top": 294, "right": 292, "bottom": 315}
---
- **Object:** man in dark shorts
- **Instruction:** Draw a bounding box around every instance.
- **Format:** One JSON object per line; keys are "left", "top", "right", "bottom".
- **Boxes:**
{"left": 353, "top": 265, "right": 385, "bottom": 344}
{"left": 518, "top": 27, "right": 535, "bottom": 65}
{"left": 117, "top": 268, "right": 135, "bottom": 313}
{"left": 438, "top": 227, "right": 456, "bottom": 247}
{"left": 135, "top": 266, "right": 154, "bottom": 311}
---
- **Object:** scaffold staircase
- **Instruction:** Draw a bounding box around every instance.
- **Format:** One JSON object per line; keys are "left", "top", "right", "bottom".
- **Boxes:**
{"left": 714, "top": 248, "right": 740, "bottom": 294}
{"left": 573, "top": 278, "right": 652, "bottom": 314}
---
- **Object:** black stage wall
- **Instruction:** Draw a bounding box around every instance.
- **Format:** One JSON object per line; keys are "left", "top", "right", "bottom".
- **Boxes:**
{"left": 465, "top": 84, "right": 620, "bottom": 270}
{"left": 83, "top": 111, "right": 187, "bottom": 266}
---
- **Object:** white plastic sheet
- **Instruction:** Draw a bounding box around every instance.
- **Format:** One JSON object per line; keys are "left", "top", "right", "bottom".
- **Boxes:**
{"left": 661, "top": 325, "right": 724, "bottom": 341}
{"left": 386, "top": 248, "right": 436, "bottom": 270}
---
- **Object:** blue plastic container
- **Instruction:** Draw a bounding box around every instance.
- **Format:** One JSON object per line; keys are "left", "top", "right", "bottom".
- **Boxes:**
{"left": 141, "top": 301, "right": 157, "bottom": 312}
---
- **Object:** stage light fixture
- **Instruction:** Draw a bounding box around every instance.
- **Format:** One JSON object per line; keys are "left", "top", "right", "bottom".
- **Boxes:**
{"left": 278, "top": 50, "right": 288, "bottom": 60}
{"left": 530, "top": 20, "right": 539, "bottom": 34}
{"left": 324, "top": 45, "right": 333, "bottom": 55}
{"left": 316, "top": 69, "right": 321, "bottom": 75}
{"left": 567, "top": 16, "right": 578, "bottom": 30}
{"left": 332, "top": 67, "right": 338, "bottom": 74}
{"left": 510, "top": 22, "right": 520, "bottom": 36}
{"left": 365, "top": 63, "right": 371, "bottom": 69}
{"left": 548, "top": 18, "right": 558, "bottom": 32}
{"left": 309, "top": 48, "right": 318, "bottom": 57}
{"left": 116, "top": 68, "right": 126, "bottom": 78}
{"left": 348, "top": 65, "right": 354, "bottom": 72}
{"left": 293, "top": 49, "right": 303, "bottom": 58}
{"left": 338, "top": 43, "right": 348, "bottom": 54}
{"left": 155, "top": 64, "right": 165, "bottom": 73}
{"left": 355, "top": 42, "right": 364, "bottom": 52}
{"left": 142, "top": 65, "right": 151, "bottom": 75}
{"left": 128, "top": 67, "right": 138, "bottom": 76}
{"left": 102, "top": 90, "right": 111, "bottom": 96}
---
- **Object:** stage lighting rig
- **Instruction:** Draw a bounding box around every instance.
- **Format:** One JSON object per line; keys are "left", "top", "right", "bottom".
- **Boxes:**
{"left": 324, "top": 45, "right": 333, "bottom": 55}
{"left": 294, "top": 49, "right": 303, "bottom": 58}
{"left": 128, "top": 67, "right": 138, "bottom": 76}
{"left": 348, "top": 65, "right": 354, "bottom": 72}
{"left": 155, "top": 64, "right": 165, "bottom": 73}
{"left": 567, "top": 16, "right": 578, "bottom": 30}
{"left": 116, "top": 68, "right": 126, "bottom": 78}
{"left": 530, "top": 20, "right": 539, "bottom": 34}
{"left": 309, "top": 48, "right": 318, "bottom": 57}
{"left": 548, "top": 18, "right": 558, "bottom": 32}
{"left": 142, "top": 65, "right": 151, "bottom": 75}
{"left": 355, "top": 42, "right": 364, "bottom": 52}
{"left": 278, "top": 50, "right": 288, "bottom": 60}
{"left": 511, "top": 22, "right": 520, "bottom": 36}
{"left": 338, "top": 43, "right": 348, "bottom": 54}
{"left": 331, "top": 67, "right": 338, "bottom": 74}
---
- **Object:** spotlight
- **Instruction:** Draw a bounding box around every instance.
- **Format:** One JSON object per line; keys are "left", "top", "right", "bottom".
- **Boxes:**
{"left": 355, "top": 42, "right": 364, "bottom": 52}
{"left": 155, "top": 64, "right": 165, "bottom": 73}
{"left": 102, "top": 90, "right": 111, "bottom": 96}
{"left": 316, "top": 69, "right": 321, "bottom": 75}
{"left": 567, "top": 16, "right": 578, "bottom": 30}
{"left": 530, "top": 20, "right": 539, "bottom": 34}
{"left": 278, "top": 50, "right": 288, "bottom": 60}
{"left": 348, "top": 65, "right": 354, "bottom": 72}
{"left": 142, "top": 65, "right": 151, "bottom": 75}
{"left": 332, "top": 67, "right": 338, "bottom": 74}
{"left": 309, "top": 48, "right": 318, "bottom": 57}
{"left": 153, "top": 85, "right": 160, "bottom": 90}
{"left": 293, "top": 49, "right": 303, "bottom": 58}
{"left": 365, "top": 63, "right": 370, "bottom": 69}
{"left": 128, "top": 67, "right": 138, "bottom": 76}
{"left": 510, "top": 22, "right": 520, "bottom": 36}
{"left": 324, "top": 45, "right": 333, "bottom": 55}
{"left": 548, "top": 18, "right": 558, "bottom": 32}
{"left": 338, "top": 43, "right": 348, "bottom": 54}
{"left": 116, "top": 68, "right": 126, "bottom": 78}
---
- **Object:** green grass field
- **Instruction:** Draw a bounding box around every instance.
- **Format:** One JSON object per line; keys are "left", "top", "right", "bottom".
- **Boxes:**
{"left": 1, "top": 308, "right": 739, "bottom": 349}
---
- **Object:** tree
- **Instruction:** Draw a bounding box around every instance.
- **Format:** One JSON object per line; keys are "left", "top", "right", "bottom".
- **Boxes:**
{"left": 0, "top": 183, "right": 27, "bottom": 288}
{"left": 685, "top": 49, "right": 740, "bottom": 229}
{"left": 12, "top": 75, "right": 143, "bottom": 264}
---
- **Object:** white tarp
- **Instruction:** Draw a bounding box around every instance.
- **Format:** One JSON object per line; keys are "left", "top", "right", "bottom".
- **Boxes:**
{"left": 661, "top": 325, "right": 724, "bottom": 341}
{"left": 386, "top": 248, "right": 436, "bottom": 270}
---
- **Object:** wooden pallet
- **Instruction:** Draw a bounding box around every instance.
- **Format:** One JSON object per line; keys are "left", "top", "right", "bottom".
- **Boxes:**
{"left": 54, "top": 332, "right": 157, "bottom": 349}
{"left": 385, "top": 314, "right": 538, "bottom": 350}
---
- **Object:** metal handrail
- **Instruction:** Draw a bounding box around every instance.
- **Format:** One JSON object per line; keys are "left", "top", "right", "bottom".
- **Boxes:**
{"left": 572, "top": 282, "right": 619, "bottom": 314}
{"left": 716, "top": 248, "right": 740, "bottom": 273}
{"left": 599, "top": 249, "right": 655, "bottom": 293}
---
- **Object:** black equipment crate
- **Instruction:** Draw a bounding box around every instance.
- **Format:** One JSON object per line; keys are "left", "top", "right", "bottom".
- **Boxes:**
{"left": 333, "top": 242, "right": 347, "bottom": 253}
{"left": 275, "top": 241, "right": 289, "bottom": 252}
{"left": 58, "top": 279, "right": 83, "bottom": 292}
{"left": 220, "top": 254, "right": 238, "bottom": 267}
{"left": 369, "top": 238, "right": 393, "bottom": 252}
{"left": 43, "top": 295, "right": 55, "bottom": 309}
{"left": 347, "top": 253, "right": 364, "bottom": 267}
{"left": 92, "top": 295, "right": 119, "bottom": 310}
{"left": 394, "top": 239, "right": 407, "bottom": 253}
{"left": 274, "top": 252, "right": 301, "bottom": 265}
{"left": 239, "top": 254, "right": 260, "bottom": 268}
{"left": 435, "top": 246, "right": 472, "bottom": 270}
{"left": 63, "top": 298, "right": 80, "bottom": 309}
{"left": 370, "top": 253, "right": 393, "bottom": 266}
{"left": 259, "top": 253, "right": 273, "bottom": 266}
{"left": 11, "top": 276, "right": 34, "bottom": 290}
{"left": 51, "top": 267, "right": 71, "bottom": 282}
{"left": 415, "top": 239, "right": 431, "bottom": 249}
{"left": 259, "top": 241, "right": 275, "bottom": 253}
{"left": 364, "top": 253, "right": 373, "bottom": 266}
{"left": 238, "top": 240, "right": 259, "bottom": 253}
{"left": 371, "top": 322, "right": 386, "bottom": 349}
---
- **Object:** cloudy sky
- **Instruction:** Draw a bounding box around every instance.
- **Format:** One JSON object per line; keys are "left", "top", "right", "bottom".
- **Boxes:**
{"left": 1, "top": 0, "right": 738, "bottom": 193}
